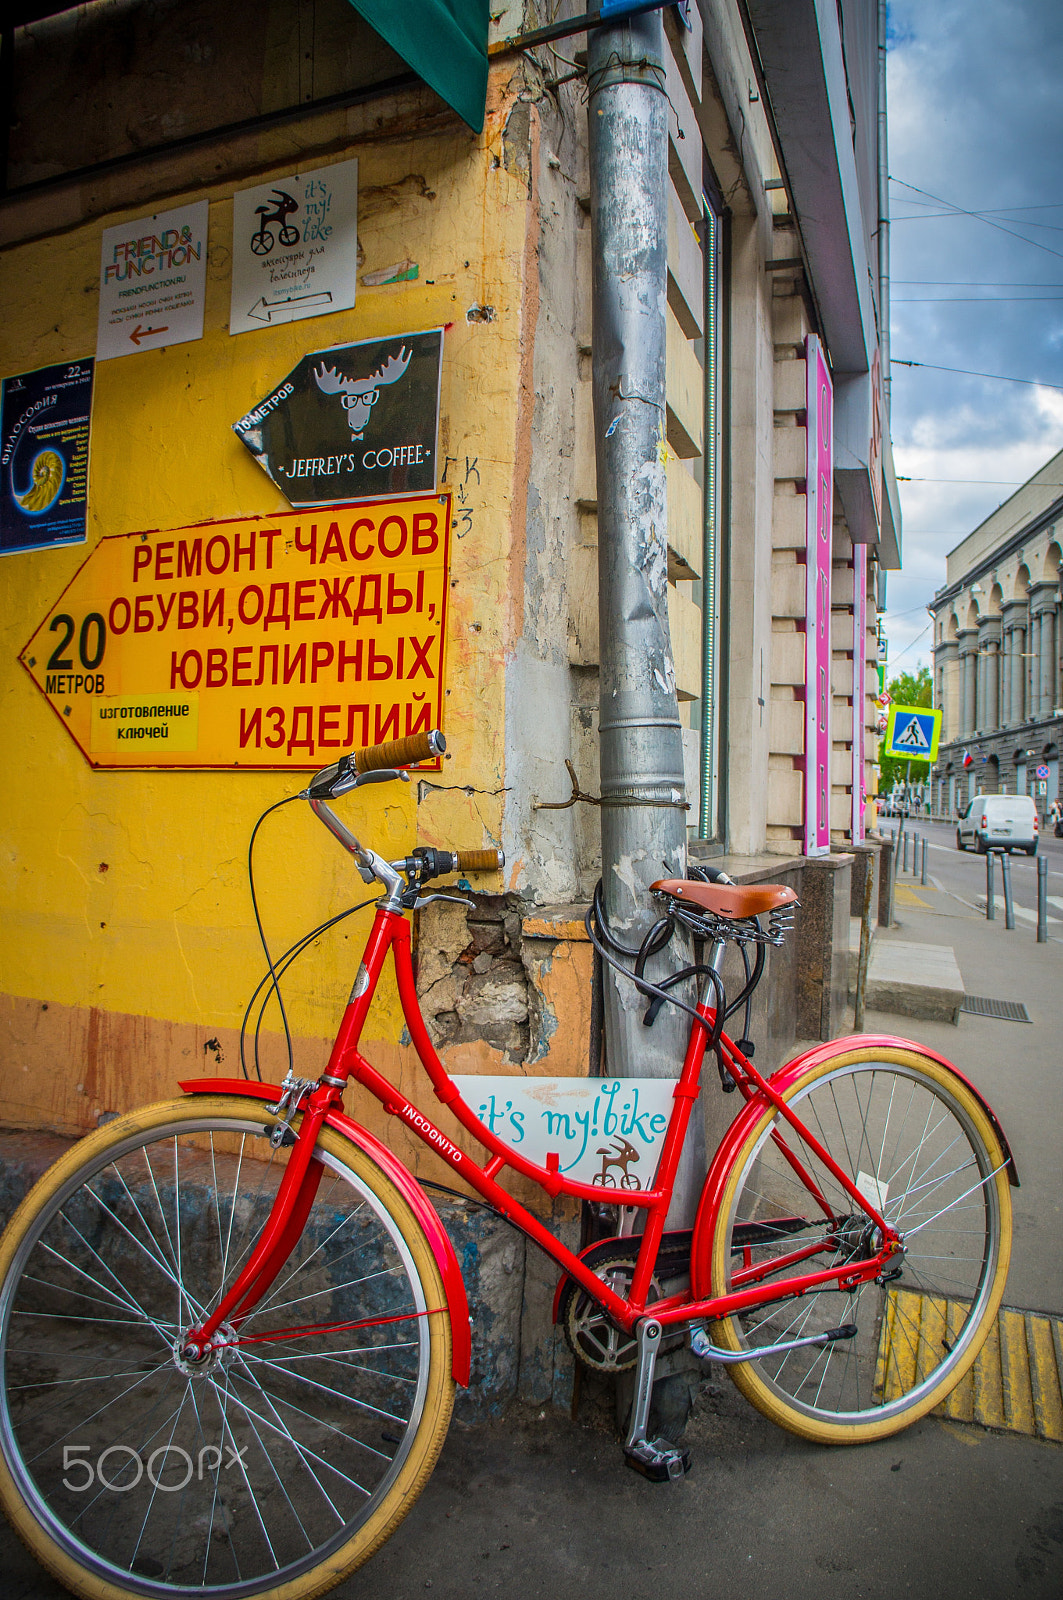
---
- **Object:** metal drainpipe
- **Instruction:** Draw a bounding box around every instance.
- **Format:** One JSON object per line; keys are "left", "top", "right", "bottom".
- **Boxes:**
{"left": 588, "top": 11, "right": 704, "bottom": 1225}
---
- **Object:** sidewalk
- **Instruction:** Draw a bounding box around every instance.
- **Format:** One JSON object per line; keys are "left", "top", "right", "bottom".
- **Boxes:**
{"left": 863, "top": 863, "right": 1062, "bottom": 1316}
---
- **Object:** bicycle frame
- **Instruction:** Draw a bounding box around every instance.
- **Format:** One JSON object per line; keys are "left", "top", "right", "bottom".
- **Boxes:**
{"left": 178, "top": 896, "right": 971, "bottom": 1376}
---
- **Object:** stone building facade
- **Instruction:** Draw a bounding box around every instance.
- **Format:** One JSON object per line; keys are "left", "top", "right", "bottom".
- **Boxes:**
{"left": 930, "top": 448, "right": 1062, "bottom": 817}
{"left": 1, "top": 1, "right": 900, "bottom": 1410}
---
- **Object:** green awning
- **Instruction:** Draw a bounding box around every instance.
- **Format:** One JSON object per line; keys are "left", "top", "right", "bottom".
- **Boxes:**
{"left": 348, "top": 0, "right": 489, "bottom": 134}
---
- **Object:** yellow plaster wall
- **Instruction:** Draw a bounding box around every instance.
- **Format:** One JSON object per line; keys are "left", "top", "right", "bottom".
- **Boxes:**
{"left": 0, "top": 112, "right": 534, "bottom": 1138}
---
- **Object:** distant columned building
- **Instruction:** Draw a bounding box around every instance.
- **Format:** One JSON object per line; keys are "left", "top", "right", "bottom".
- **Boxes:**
{"left": 930, "top": 448, "right": 1062, "bottom": 816}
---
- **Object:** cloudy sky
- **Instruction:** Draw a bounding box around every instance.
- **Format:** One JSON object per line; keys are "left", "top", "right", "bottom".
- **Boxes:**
{"left": 884, "top": 0, "right": 1063, "bottom": 675}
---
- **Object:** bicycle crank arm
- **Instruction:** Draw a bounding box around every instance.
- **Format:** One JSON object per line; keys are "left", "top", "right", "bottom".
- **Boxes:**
{"left": 623, "top": 1319, "right": 692, "bottom": 1483}
{"left": 689, "top": 1321, "right": 858, "bottom": 1365}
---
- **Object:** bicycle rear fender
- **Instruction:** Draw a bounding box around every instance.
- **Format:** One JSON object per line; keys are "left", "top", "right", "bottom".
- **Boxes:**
{"left": 688, "top": 1033, "right": 1018, "bottom": 1301}
{"left": 179, "top": 1077, "right": 472, "bottom": 1386}
{"left": 768, "top": 1035, "right": 1017, "bottom": 1185}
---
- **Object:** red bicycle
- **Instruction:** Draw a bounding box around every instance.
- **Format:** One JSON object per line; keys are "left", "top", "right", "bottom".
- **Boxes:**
{"left": 0, "top": 730, "right": 1015, "bottom": 1600}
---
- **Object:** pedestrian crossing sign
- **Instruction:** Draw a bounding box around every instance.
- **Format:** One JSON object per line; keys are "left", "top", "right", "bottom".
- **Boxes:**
{"left": 883, "top": 704, "right": 942, "bottom": 762}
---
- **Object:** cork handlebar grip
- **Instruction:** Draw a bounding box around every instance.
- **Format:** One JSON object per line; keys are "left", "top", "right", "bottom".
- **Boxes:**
{"left": 454, "top": 848, "right": 505, "bottom": 873}
{"left": 353, "top": 728, "right": 445, "bottom": 773}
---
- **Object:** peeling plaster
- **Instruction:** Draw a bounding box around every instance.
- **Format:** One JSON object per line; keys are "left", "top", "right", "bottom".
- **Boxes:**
{"left": 609, "top": 851, "right": 648, "bottom": 927}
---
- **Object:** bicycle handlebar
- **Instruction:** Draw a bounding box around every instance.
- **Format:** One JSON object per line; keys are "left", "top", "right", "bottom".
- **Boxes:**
{"left": 306, "top": 734, "right": 504, "bottom": 887}
{"left": 453, "top": 848, "right": 504, "bottom": 873}
{"left": 353, "top": 728, "right": 446, "bottom": 774}
{"left": 411, "top": 846, "right": 503, "bottom": 876}
{"left": 307, "top": 729, "right": 445, "bottom": 801}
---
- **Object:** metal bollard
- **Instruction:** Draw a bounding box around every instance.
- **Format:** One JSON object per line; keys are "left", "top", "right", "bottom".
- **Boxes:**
{"left": 911, "top": 832, "right": 919, "bottom": 875}
{"left": 1000, "top": 850, "right": 1015, "bottom": 931}
{"left": 986, "top": 850, "right": 995, "bottom": 920}
{"left": 1037, "top": 855, "right": 1048, "bottom": 944}
{"left": 902, "top": 831, "right": 909, "bottom": 873}
{"left": 921, "top": 837, "right": 928, "bottom": 886}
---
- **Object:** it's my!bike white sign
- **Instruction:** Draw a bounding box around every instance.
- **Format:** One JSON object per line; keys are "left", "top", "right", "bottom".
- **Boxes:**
{"left": 450, "top": 1076, "right": 675, "bottom": 1189}
{"left": 230, "top": 159, "right": 358, "bottom": 335}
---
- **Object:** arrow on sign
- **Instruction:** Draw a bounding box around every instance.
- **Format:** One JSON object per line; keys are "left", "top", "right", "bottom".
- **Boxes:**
{"left": 129, "top": 324, "right": 169, "bottom": 345}
{"left": 246, "top": 291, "right": 334, "bottom": 323}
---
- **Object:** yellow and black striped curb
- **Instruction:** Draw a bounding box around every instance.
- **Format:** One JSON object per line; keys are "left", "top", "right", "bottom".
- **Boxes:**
{"left": 882, "top": 1289, "right": 1062, "bottom": 1441}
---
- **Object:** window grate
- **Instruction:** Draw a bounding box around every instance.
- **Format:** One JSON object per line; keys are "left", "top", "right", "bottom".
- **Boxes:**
{"left": 960, "top": 995, "right": 1031, "bottom": 1023}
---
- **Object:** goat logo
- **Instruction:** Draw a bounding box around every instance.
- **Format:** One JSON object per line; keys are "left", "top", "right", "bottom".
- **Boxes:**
{"left": 313, "top": 347, "right": 412, "bottom": 441}
{"left": 592, "top": 1136, "right": 642, "bottom": 1191}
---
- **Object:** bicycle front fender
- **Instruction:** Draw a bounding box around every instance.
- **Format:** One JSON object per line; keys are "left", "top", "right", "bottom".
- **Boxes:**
{"left": 179, "top": 1077, "right": 472, "bottom": 1385}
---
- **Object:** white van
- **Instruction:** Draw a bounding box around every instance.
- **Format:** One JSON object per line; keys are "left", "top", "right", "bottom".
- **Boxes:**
{"left": 956, "top": 793, "right": 1039, "bottom": 855}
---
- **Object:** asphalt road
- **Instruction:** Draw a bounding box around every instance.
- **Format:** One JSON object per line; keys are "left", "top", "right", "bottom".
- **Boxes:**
{"left": 885, "top": 815, "right": 1063, "bottom": 943}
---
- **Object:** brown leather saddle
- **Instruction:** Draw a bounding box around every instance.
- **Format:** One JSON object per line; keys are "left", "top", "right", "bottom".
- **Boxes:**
{"left": 650, "top": 877, "right": 798, "bottom": 921}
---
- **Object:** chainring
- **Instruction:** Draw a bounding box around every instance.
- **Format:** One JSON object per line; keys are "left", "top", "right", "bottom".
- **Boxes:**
{"left": 559, "top": 1249, "right": 644, "bottom": 1372}
{"left": 558, "top": 1234, "right": 691, "bottom": 1374}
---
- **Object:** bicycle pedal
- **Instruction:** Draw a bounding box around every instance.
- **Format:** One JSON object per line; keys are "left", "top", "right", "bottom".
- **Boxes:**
{"left": 623, "top": 1437, "right": 691, "bottom": 1482}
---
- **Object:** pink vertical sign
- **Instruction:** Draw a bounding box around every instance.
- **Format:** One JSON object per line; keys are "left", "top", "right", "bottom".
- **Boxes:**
{"left": 804, "top": 336, "right": 833, "bottom": 856}
{"left": 851, "top": 541, "right": 867, "bottom": 842}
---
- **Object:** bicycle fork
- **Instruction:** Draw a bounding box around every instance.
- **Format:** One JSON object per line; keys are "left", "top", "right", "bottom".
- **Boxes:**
{"left": 179, "top": 1073, "right": 342, "bottom": 1363}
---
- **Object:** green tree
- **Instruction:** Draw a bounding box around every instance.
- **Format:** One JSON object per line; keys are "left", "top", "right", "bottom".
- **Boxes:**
{"left": 878, "top": 664, "right": 932, "bottom": 795}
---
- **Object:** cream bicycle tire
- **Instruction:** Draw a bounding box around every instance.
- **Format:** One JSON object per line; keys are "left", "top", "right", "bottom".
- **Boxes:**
{"left": 708, "top": 1045, "right": 1011, "bottom": 1444}
{"left": 0, "top": 1095, "right": 454, "bottom": 1600}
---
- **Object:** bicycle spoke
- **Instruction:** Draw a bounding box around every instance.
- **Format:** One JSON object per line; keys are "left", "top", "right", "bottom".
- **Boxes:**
{"left": 249, "top": 1260, "right": 406, "bottom": 1324}
{"left": 211, "top": 1373, "right": 283, "bottom": 1575}
{"left": 0, "top": 1106, "right": 451, "bottom": 1597}
{"left": 236, "top": 1352, "right": 393, "bottom": 1467}
{"left": 224, "top": 1363, "right": 326, "bottom": 1553}
{"left": 246, "top": 1349, "right": 412, "bottom": 1428}
{"left": 208, "top": 1372, "right": 371, "bottom": 1501}
{"left": 716, "top": 1054, "right": 1007, "bottom": 1435}
{"left": 183, "top": 1373, "right": 244, "bottom": 1586}
{"left": 252, "top": 1197, "right": 371, "bottom": 1314}
{"left": 904, "top": 1162, "right": 1007, "bottom": 1238}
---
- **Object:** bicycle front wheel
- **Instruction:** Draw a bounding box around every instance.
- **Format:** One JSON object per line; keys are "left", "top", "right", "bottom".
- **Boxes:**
{"left": 708, "top": 1046, "right": 1011, "bottom": 1444}
{"left": 0, "top": 1095, "right": 454, "bottom": 1600}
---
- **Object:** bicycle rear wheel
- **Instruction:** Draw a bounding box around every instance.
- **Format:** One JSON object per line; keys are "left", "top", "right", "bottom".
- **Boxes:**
{"left": 707, "top": 1045, "right": 1011, "bottom": 1443}
{"left": 0, "top": 1096, "right": 454, "bottom": 1600}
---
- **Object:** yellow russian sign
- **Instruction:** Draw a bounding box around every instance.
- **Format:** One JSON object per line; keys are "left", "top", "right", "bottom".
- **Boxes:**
{"left": 20, "top": 495, "right": 451, "bottom": 769}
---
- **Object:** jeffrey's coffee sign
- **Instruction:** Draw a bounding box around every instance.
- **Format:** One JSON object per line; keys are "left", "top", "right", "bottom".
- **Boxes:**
{"left": 234, "top": 327, "right": 443, "bottom": 508}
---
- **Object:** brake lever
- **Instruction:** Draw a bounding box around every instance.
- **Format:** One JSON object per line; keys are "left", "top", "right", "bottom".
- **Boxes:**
{"left": 348, "top": 768, "right": 409, "bottom": 789}
{"left": 305, "top": 764, "right": 409, "bottom": 800}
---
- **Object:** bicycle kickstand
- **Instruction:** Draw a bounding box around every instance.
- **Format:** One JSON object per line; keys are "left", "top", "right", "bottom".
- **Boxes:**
{"left": 623, "top": 1318, "right": 692, "bottom": 1483}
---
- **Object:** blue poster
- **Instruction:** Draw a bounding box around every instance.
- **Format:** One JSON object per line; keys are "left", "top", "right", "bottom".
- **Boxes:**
{"left": 1, "top": 359, "right": 94, "bottom": 556}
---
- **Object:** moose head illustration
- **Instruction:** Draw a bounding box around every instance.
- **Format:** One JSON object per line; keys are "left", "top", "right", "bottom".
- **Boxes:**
{"left": 313, "top": 346, "right": 412, "bottom": 440}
